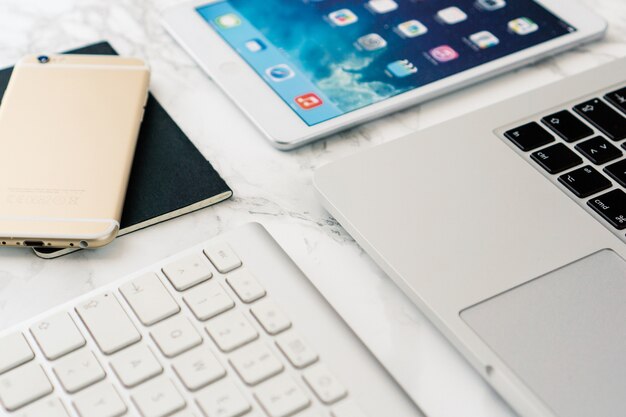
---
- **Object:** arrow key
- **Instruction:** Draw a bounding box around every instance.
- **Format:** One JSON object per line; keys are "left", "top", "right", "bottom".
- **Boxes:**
{"left": 575, "top": 136, "right": 622, "bottom": 165}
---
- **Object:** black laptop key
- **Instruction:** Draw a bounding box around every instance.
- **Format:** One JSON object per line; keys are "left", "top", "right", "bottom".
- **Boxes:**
{"left": 558, "top": 166, "right": 611, "bottom": 198}
{"left": 605, "top": 86, "right": 626, "bottom": 114}
{"left": 575, "top": 136, "right": 622, "bottom": 165}
{"left": 504, "top": 122, "right": 554, "bottom": 151}
{"left": 574, "top": 98, "right": 626, "bottom": 140}
{"left": 604, "top": 159, "right": 626, "bottom": 187}
{"left": 541, "top": 110, "right": 593, "bottom": 142}
{"left": 588, "top": 189, "right": 626, "bottom": 230}
{"left": 530, "top": 143, "right": 583, "bottom": 174}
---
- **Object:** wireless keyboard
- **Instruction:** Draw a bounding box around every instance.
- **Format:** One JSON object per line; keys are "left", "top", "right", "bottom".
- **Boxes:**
{"left": 0, "top": 223, "right": 416, "bottom": 417}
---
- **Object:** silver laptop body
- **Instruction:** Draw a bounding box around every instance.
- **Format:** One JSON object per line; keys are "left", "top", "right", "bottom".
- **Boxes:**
{"left": 314, "top": 58, "right": 626, "bottom": 417}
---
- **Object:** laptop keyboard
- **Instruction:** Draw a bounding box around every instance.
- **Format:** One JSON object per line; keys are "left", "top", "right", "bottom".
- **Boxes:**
{"left": 503, "top": 85, "right": 626, "bottom": 235}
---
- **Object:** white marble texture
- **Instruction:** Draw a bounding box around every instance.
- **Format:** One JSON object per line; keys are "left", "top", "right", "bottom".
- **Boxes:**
{"left": 0, "top": 1, "right": 625, "bottom": 416}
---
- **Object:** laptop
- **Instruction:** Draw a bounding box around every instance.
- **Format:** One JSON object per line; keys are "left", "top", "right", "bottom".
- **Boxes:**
{"left": 314, "top": 57, "right": 626, "bottom": 417}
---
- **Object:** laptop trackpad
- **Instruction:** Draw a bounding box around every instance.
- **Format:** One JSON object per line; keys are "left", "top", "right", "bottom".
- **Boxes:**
{"left": 461, "top": 250, "right": 626, "bottom": 417}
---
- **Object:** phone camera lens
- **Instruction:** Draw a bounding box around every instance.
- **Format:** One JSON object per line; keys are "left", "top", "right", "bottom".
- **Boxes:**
{"left": 37, "top": 55, "right": 50, "bottom": 64}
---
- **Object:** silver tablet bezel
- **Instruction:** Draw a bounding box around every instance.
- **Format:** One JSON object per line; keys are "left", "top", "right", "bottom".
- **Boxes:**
{"left": 163, "top": 0, "right": 607, "bottom": 149}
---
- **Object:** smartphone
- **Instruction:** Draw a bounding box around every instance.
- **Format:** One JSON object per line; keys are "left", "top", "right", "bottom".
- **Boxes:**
{"left": 0, "top": 54, "right": 150, "bottom": 249}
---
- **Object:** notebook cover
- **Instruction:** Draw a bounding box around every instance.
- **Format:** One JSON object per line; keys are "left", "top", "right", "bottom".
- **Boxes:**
{"left": 0, "top": 41, "right": 233, "bottom": 258}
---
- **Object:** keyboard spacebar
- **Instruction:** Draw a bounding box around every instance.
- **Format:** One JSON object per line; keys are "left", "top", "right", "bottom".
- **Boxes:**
{"left": 76, "top": 293, "right": 141, "bottom": 355}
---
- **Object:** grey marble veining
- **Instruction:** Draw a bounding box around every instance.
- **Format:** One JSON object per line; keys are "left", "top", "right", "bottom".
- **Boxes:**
{"left": 0, "top": 1, "right": 625, "bottom": 416}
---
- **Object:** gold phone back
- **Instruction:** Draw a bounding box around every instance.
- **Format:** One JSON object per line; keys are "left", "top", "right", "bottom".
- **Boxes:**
{"left": 0, "top": 54, "right": 150, "bottom": 247}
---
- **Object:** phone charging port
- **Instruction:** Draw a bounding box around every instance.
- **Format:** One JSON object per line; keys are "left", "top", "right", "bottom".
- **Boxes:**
{"left": 23, "top": 240, "right": 44, "bottom": 247}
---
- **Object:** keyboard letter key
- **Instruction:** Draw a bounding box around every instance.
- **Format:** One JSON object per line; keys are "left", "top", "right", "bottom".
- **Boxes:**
{"left": 303, "top": 364, "right": 348, "bottom": 405}
{"left": 255, "top": 375, "right": 311, "bottom": 417}
{"left": 205, "top": 311, "right": 258, "bottom": 352}
{"left": 172, "top": 346, "right": 225, "bottom": 391}
{"left": 275, "top": 331, "right": 318, "bottom": 369}
{"left": 251, "top": 300, "right": 292, "bottom": 335}
{"left": 162, "top": 253, "right": 213, "bottom": 291}
{"left": 204, "top": 243, "right": 242, "bottom": 273}
{"left": 110, "top": 344, "right": 163, "bottom": 388}
{"left": 226, "top": 269, "right": 266, "bottom": 303}
{"left": 183, "top": 281, "right": 235, "bottom": 321}
{"left": 120, "top": 273, "right": 180, "bottom": 326}
{"left": 131, "top": 376, "right": 186, "bottom": 417}
{"left": 30, "top": 312, "right": 86, "bottom": 360}
{"left": 229, "top": 342, "right": 284, "bottom": 386}
{"left": 150, "top": 315, "right": 202, "bottom": 358}
{"left": 73, "top": 382, "right": 127, "bottom": 417}
{"left": 76, "top": 293, "right": 141, "bottom": 355}
{"left": 196, "top": 379, "right": 251, "bottom": 417}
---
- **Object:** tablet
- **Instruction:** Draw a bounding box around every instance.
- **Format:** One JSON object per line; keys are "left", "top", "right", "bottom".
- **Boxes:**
{"left": 163, "top": 0, "right": 606, "bottom": 149}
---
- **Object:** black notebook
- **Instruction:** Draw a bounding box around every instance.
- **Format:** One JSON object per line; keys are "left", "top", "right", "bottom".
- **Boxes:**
{"left": 0, "top": 41, "right": 233, "bottom": 258}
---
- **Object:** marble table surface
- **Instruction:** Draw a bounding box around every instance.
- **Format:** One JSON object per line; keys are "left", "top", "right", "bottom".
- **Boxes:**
{"left": 1, "top": 1, "right": 625, "bottom": 416}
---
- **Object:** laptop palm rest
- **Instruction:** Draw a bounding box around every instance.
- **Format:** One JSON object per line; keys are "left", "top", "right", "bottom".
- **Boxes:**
{"left": 461, "top": 249, "right": 626, "bottom": 417}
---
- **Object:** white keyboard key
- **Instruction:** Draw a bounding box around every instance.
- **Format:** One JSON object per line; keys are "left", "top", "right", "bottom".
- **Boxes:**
{"left": 30, "top": 312, "right": 85, "bottom": 360}
{"left": 73, "top": 382, "right": 127, "bottom": 417}
{"left": 53, "top": 349, "right": 106, "bottom": 393}
{"left": 196, "top": 379, "right": 251, "bottom": 417}
{"left": 226, "top": 269, "right": 266, "bottom": 303}
{"left": 0, "top": 333, "right": 33, "bottom": 374}
{"left": 275, "top": 332, "right": 318, "bottom": 369}
{"left": 163, "top": 253, "right": 213, "bottom": 291}
{"left": 243, "top": 412, "right": 266, "bottom": 417}
{"left": 205, "top": 311, "right": 258, "bottom": 352}
{"left": 331, "top": 400, "right": 368, "bottom": 417}
{"left": 297, "top": 410, "right": 324, "bottom": 417}
{"left": 183, "top": 281, "right": 234, "bottom": 321}
{"left": 0, "top": 362, "right": 53, "bottom": 411}
{"left": 76, "top": 292, "right": 141, "bottom": 355}
{"left": 229, "top": 342, "right": 284, "bottom": 386}
{"left": 254, "top": 374, "right": 310, "bottom": 417}
{"left": 303, "top": 364, "right": 347, "bottom": 405}
{"left": 172, "top": 346, "right": 225, "bottom": 391}
{"left": 250, "top": 300, "right": 291, "bottom": 335}
{"left": 110, "top": 344, "right": 162, "bottom": 388}
{"left": 15, "top": 397, "right": 70, "bottom": 417}
{"left": 150, "top": 315, "right": 202, "bottom": 358}
{"left": 120, "top": 273, "right": 180, "bottom": 326}
{"left": 131, "top": 376, "right": 186, "bottom": 417}
{"left": 171, "top": 412, "right": 198, "bottom": 417}
{"left": 204, "top": 243, "right": 242, "bottom": 273}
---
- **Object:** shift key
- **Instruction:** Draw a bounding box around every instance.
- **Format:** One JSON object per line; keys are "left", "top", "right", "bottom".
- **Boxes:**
{"left": 588, "top": 189, "right": 626, "bottom": 230}
{"left": 76, "top": 293, "right": 141, "bottom": 355}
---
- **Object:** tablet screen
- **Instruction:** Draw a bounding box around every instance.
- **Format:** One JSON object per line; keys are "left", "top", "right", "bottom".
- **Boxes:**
{"left": 197, "top": 0, "right": 575, "bottom": 126}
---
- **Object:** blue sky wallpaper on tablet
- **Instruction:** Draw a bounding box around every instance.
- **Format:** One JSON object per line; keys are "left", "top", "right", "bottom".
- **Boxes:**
{"left": 197, "top": 0, "right": 575, "bottom": 126}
